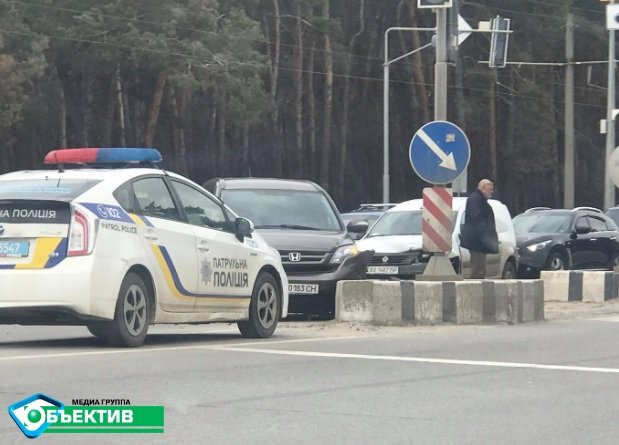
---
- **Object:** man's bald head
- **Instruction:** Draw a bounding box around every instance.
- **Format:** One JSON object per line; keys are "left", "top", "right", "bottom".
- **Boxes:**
{"left": 478, "top": 179, "right": 494, "bottom": 198}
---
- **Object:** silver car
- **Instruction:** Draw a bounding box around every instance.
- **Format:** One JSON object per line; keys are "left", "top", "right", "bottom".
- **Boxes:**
{"left": 356, "top": 197, "right": 519, "bottom": 279}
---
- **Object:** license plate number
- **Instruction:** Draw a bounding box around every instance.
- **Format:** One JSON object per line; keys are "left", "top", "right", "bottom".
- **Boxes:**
{"left": 367, "top": 266, "right": 399, "bottom": 274}
{"left": 0, "top": 241, "right": 29, "bottom": 258}
{"left": 288, "top": 283, "right": 319, "bottom": 295}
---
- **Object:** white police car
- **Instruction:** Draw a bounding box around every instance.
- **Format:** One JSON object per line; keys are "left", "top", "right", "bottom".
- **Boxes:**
{"left": 0, "top": 148, "right": 288, "bottom": 347}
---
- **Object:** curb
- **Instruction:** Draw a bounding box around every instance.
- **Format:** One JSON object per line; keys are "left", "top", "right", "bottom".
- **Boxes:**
{"left": 336, "top": 279, "right": 544, "bottom": 325}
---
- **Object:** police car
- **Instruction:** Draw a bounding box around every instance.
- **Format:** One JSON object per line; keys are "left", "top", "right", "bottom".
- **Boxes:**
{"left": 0, "top": 148, "right": 288, "bottom": 347}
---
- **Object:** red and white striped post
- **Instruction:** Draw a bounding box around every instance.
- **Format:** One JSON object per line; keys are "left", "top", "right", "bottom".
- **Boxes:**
{"left": 419, "top": 186, "right": 459, "bottom": 278}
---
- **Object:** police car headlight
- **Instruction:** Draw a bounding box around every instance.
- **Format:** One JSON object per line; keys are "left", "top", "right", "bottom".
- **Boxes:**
{"left": 330, "top": 244, "right": 359, "bottom": 264}
{"left": 526, "top": 240, "right": 552, "bottom": 252}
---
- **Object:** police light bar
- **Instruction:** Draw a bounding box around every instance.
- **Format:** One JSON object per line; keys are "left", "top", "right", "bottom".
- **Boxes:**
{"left": 44, "top": 148, "right": 163, "bottom": 165}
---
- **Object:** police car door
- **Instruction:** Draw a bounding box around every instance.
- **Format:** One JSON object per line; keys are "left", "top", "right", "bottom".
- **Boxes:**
{"left": 169, "top": 179, "right": 256, "bottom": 314}
{"left": 131, "top": 177, "right": 199, "bottom": 312}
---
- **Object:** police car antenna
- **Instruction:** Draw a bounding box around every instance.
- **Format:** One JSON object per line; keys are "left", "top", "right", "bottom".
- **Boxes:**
{"left": 53, "top": 152, "right": 64, "bottom": 173}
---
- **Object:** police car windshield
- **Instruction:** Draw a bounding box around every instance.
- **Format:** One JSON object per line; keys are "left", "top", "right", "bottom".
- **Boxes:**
{"left": 221, "top": 189, "right": 342, "bottom": 231}
{"left": 0, "top": 179, "right": 101, "bottom": 201}
{"left": 367, "top": 211, "right": 422, "bottom": 237}
{"left": 513, "top": 212, "right": 572, "bottom": 235}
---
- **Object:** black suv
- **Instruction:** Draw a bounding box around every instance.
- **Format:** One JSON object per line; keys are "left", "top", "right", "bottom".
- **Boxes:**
{"left": 203, "top": 178, "right": 372, "bottom": 317}
{"left": 513, "top": 207, "right": 619, "bottom": 277}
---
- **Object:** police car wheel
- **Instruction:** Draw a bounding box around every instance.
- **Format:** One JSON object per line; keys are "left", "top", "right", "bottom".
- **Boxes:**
{"left": 238, "top": 272, "right": 280, "bottom": 338}
{"left": 103, "top": 273, "right": 151, "bottom": 347}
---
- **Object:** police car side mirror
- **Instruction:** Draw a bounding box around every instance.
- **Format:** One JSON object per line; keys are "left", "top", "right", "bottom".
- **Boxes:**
{"left": 235, "top": 217, "right": 253, "bottom": 240}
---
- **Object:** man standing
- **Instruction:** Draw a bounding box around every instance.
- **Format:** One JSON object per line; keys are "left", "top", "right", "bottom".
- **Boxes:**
{"left": 460, "top": 179, "right": 499, "bottom": 279}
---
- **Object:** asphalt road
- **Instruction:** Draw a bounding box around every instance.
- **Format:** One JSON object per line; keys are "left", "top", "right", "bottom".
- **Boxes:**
{"left": 1, "top": 306, "right": 619, "bottom": 445}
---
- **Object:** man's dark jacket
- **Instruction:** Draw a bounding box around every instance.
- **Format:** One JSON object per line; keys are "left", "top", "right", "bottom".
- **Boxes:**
{"left": 460, "top": 188, "right": 499, "bottom": 254}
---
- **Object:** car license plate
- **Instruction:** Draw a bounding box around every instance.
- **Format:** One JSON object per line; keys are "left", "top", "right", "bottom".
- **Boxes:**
{"left": 288, "top": 283, "right": 319, "bottom": 295}
{"left": 0, "top": 240, "right": 29, "bottom": 258}
{"left": 367, "top": 266, "right": 399, "bottom": 274}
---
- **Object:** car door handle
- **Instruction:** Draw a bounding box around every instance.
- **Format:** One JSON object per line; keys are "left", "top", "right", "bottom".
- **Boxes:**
{"left": 590, "top": 238, "right": 597, "bottom": 241}
{"left": 198, "top": 241, "right": 210, "bottom": 252}
{"left": 144, "top": 230, "right": 159, "bottom": 241}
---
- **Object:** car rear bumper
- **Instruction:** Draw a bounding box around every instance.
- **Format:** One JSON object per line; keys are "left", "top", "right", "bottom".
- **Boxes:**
{"left": 0, "top": 255, "right": 127, "bottom": 324}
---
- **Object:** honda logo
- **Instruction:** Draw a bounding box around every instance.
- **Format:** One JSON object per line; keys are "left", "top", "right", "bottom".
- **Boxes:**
{"left": 0, "top": 224, "right": 4, "bottom": 236}
{"left": 288, "top": 252, "right": 302, "bottom": 262}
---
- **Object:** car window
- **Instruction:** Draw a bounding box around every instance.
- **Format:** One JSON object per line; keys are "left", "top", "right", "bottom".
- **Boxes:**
{"left": 113, "top": 182, "right": 136, "bottom": 213}
{"left": 132, "top": 177, "right": 180, "bottom": 221}
{"left": 605, "top": 208, "right": 619, "bottom": 227}
{"left": 366, "top": 211, "right": 422, "bottom": 237}
{"left": 513, "top": 212, "right": 572, "bottom": 234}
{"left": 0, "top": 178, "right": 101, "bottom": 201}
{"left": 171, "top": 180, "right": 229, "bottom": 231}
{"left": 587, "top": 215, "right": 607, "bottom": 232}
{"left": 221, "top": 189, "right": 341, "bottom": 231}
{"left": 574, "top": 215, "right": 589, "bottom": 231}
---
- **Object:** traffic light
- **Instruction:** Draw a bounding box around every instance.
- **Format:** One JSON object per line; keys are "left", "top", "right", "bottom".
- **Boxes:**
{"left": 489, "top": 16, "right": 511, "bottom": 68}
{"left": 418, "top": 0, "right": 453, "bottom": 9}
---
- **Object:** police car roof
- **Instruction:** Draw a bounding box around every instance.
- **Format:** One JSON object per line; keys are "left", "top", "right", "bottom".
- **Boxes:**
{"left": 213, "top": 177, "right": 322, "bottom": 192}
{"left": 0, "top": 168, "right": 165, "bottom": 182}
{"left": 388, "top": 197, "right": 504, "bottom": 212}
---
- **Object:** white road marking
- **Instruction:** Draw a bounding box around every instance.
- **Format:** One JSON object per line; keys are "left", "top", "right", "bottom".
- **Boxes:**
{"left": 0, "top": 335, "right": 366, "bottom": 362}
{"left": 214, "top": 346, "right": 619, "bottom": 374}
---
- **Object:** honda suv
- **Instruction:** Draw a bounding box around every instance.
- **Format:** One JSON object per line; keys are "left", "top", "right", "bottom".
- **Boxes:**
{"left": 513, "top": 207, "right": 619, "bottom": 277}
{"left": 203, "top": 178, "right": 372, "bottom": 317}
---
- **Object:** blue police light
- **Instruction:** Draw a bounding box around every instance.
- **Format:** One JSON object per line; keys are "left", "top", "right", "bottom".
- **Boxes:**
{"left": 44, "top": 148, "right": 163, "bottom": 165}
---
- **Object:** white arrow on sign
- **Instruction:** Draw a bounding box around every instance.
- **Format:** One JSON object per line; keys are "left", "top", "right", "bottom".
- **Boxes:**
{"left": 458, "top": 15, "right": 472, "bottom": 45}
{"left": 417, "top": 130, "right": 457, "bottom": 171}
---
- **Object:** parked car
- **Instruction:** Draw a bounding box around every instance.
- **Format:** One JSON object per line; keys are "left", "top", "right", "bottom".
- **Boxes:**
{"left": 0, "top": 148, "right": 289, "bottom": 347}
{"left": 513, "top": 206, "right": 619, "bottom": 277}
{"left": 605, "top": 206, "right": 619, "bottom": 228}
{"left": 340, "top": 203, "right": 397, "bottom": 240}
{"left": 356, "top": 197, "right": 518, "bottom": 279}
{"left": 203, "top": 177, "right": 373, "bottom": 317}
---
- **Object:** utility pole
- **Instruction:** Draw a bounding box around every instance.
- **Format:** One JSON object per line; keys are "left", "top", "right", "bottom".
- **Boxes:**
{"left": 564, "top": 13, "right": 575, "bottom": 209}
{"left": 606, "top": 1, "right": 617, "bottom": 210}
{"left": 434, "top": 8, "right": 448, "bottom": 121}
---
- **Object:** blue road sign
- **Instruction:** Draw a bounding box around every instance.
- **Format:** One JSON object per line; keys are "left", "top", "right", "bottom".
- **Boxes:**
{"left": 409, "top": 120, "right": 470, "bottom": 185}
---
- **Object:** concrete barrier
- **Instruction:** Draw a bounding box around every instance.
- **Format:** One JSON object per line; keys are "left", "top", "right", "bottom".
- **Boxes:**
{"left": 540, "top": 271, "right": 619, "bottom": 302}
{"left": 336, "top": 279, "right": 544, "bottom": 325}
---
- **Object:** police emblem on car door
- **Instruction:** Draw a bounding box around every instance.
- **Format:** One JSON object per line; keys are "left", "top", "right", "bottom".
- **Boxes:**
{"left": 170, "top": 180, "right": 256, "bottom": 313}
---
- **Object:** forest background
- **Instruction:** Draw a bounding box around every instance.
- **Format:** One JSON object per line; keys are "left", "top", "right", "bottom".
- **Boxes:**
{"left": 0, "top": 0, "right": 611, "bottom": 214}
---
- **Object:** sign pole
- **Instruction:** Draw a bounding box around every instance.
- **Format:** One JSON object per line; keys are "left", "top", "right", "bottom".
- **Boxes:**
{"left": 420, "top": 7, "right": 458, "bottom": 279}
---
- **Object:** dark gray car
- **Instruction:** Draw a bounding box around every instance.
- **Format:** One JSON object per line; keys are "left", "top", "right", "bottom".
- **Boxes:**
{"left": 203, "top": 178, "right": 372, "bottom": 317}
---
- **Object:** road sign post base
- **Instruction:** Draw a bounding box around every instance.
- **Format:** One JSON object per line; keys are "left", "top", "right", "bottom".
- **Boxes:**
{"left": 417, "top": 253, "right": 462, "bottom": 281}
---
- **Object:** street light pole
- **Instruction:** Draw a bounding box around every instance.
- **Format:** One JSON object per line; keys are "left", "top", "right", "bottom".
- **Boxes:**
{"left": 605, "top": 26, "right": 616, "bottom": 210}
{"left": 435, "top": 8, "right": 448, "bottom": 121}
{"left": 383, "top": 27, "right": 435, "bottom": 204}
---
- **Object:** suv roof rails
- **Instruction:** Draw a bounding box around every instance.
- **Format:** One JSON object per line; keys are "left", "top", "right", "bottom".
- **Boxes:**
{"left": 524, "top": 207, "right": 551, "bottom": 213}
{"left": 358, "top": 203, "right": 398, "bottom": 209}
{"left": 572, "top": 206, "right": 603, "bottom": 214}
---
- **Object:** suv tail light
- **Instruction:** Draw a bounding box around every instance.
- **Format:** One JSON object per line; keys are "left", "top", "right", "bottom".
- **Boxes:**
{"left": 67, "top": 206, "right": 97, "bottom": 256}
